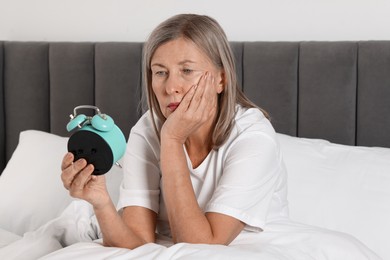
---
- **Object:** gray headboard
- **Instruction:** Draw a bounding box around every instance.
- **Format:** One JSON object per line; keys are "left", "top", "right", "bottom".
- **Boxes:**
{"left": 1, "top": 41, "right": 390, "bottom": 173}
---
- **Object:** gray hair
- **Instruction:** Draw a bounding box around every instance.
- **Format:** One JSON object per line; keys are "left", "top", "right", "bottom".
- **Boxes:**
{"left": 142, "top": 14, "right": 266, "bottom": 148}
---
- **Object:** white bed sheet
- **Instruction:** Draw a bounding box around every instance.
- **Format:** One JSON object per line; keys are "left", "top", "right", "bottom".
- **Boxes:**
{"left": 0, "top": 200, "right": 382, "bottom": 260}
{"left": 42, "top": 227, "right": 381, "bottom": 260}
{"left": 0, "top": 228, "right": 20, "bottom": 249}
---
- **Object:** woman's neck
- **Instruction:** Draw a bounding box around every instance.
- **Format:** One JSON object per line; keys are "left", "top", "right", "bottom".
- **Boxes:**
{"left": 184, "top": 116, "right": 215, "bottom": 169}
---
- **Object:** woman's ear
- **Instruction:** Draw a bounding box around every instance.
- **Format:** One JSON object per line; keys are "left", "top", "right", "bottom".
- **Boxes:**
{"left": 216, "top": 70, "right": 225, "bottom": 94}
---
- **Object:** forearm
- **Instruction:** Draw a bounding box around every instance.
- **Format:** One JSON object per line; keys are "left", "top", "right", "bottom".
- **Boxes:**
{"left": 160, "top": 139, "right": 215, "bottom": 243}
{"left": 93, "top": 201, "right": 148, "bottom": 249}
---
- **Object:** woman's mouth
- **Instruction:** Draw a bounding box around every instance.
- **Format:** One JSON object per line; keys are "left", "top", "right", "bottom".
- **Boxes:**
{"left": 168, "top": 102, "right": 180, "bottom": 112}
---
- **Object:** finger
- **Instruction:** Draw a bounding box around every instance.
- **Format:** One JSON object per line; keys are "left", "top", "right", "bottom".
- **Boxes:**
{"left": 194, "top": 72, "right": 208, "bottom": 103}
{"left": 207, "top": 74, "right": 218, "bottom": 111}
{"left": 196, "top": 72, "right": 217, "bottom": 114}
{"left": 196, "top": 74, "right": 218, "bottom": 126}
{"left": 70, "top": 163, "right": 94, "bottom": 191}
{"left": 184, "top": 72, "right": 207, "bottom": 114}
{"left": 176, "top": 83, "right": 197, "bottom": 112}
{"left": 61, "top": 152, "right": 74, "bottom": 171}
{"left": 60, "top": 153, "right": 76, "bottom": 189}
{"left": 86, "top": 175, "right": 101, "bottom": 188}
{"left": 61, "top": 158, "right": 87, "bottom": 189}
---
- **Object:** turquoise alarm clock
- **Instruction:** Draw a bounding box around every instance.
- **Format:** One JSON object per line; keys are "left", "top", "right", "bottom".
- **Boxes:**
{"left": 66, "top": 105, "right": 127, "bottom": 175}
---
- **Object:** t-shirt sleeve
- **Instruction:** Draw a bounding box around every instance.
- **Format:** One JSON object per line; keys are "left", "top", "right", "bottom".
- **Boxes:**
{"left": 116, "top": 126, "right": 161, "bottom": 213}
{"left": 205, "top": 131, "right": 283, "bottom": 231}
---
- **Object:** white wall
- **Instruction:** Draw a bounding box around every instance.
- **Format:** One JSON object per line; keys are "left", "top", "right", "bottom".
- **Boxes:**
{"left": 1, "top": 0, "right": 390, "bottom": 42}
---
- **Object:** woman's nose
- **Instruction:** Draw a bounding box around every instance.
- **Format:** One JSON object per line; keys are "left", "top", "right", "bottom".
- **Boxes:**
{"left": 165, "top": 74, "right": 184, "bottom": 94}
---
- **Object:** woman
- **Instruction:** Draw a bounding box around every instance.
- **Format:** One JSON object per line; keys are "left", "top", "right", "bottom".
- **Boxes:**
{"left": 61, "top": 14, "right": 287, "bottom": 249}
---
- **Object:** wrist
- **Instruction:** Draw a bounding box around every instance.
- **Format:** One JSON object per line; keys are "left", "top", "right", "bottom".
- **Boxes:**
{"left": 91, "top": 192, "right": 112, "bottom": 211}
{"left": 93, "top": 199, "right": 113, "bottom": 212}
{"left": 161, "top": 130, "right": 186, "bottom": 145}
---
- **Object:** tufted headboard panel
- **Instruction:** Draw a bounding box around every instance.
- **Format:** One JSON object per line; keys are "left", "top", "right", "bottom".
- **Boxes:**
{"left": 0, "top": 41, "right": 389, "bottom": 172}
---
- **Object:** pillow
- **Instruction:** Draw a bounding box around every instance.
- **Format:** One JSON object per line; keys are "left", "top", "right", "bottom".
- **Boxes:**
{"left": 277, "top": 133, "right": 390, "bottom": 260}
{"left": 0, "top": 130, "right": 124, "bottom": 236}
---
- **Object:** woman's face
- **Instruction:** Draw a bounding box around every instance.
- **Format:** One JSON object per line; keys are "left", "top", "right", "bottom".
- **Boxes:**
{"left": 150, "top": 37, "right": 223, "bottom": 118}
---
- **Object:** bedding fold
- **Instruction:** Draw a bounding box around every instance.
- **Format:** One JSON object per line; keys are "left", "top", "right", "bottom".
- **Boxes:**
{"left": 0, "top": 200, "right": 98, "bottom": 259}
{"left": 1, "top": 200, "right": 381, "bottom": 260}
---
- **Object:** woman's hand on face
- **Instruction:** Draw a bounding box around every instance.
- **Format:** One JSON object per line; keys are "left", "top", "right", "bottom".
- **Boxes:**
{"left": 161, "top": 72, "right": 218, "bottom": 144}
{"left": 61, "top": 152, "right": 110, "bottom": 209}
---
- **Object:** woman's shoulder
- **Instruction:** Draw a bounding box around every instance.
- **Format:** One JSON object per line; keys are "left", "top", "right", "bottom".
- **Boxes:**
{"left": 234, "top": 105, "right": 275, "bottom": 136}
{"left": 126, "top": 111, "right": 161, "bottom": 154}
{"left": 220, "top": 105, "right": 282, "bottom": 162}
{"left": 130, "top": 110, "right": 159, "bottom": 137}
{"left": 224, "top": 105, "right": 279, "bottom": 148}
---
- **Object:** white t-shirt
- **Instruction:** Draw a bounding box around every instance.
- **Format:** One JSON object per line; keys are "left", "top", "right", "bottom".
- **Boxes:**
{"left": 117, "top": 105, "right": 289, "bottom": 236}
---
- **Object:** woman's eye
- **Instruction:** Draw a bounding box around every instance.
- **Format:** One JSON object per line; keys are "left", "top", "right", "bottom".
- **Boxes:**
{"left": 182, "top": 68, "right": 193, "bottom": 75}
{"left": 155, "top": 71, "right": 167, "bottom": 77}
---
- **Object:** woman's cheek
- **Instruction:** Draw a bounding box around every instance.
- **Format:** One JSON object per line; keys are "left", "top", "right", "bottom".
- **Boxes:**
{"left": 150, "top": 85, "right": 165, "bottom": 116}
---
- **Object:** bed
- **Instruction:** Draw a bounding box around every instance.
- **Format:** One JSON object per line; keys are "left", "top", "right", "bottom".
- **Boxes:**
{"left": 0, "top": 41, "right": 389, "bottom": 259}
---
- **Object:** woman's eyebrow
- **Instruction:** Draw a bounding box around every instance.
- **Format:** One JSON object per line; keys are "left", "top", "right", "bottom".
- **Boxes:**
{"left": 178, "top": 60, "right": 196, "bottom": 65}
{"left": 151, "top": 60, "right": 196, "bottom": 68}
{"left": 151, "top": 63, "right": 166, "bottom": 68}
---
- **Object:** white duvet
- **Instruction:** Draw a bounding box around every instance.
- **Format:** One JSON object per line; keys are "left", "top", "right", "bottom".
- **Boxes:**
{"left": 1, "top": 131, "right": 387, "bottom": 259}
{"left": 0, "top": 200, "right": 381, "bottom": 260}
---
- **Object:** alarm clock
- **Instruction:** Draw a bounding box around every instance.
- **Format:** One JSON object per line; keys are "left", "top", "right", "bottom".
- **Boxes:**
{"left": 66, "top": 105, "right": 126, "bottom": 175}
